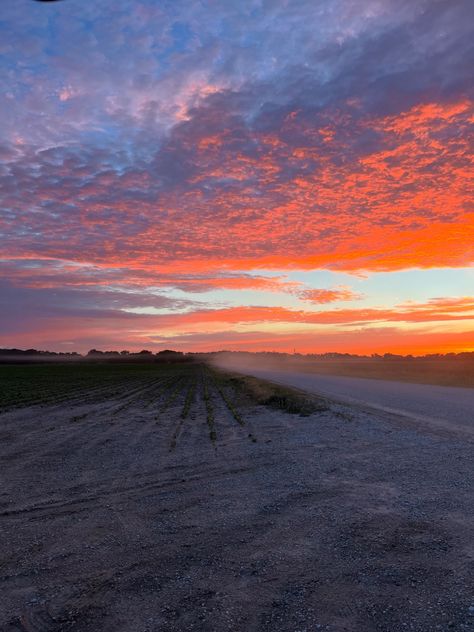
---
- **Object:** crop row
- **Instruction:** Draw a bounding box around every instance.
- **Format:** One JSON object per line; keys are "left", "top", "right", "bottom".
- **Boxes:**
{"left": 0, "top": 364, "right": 196, "bottom": 412}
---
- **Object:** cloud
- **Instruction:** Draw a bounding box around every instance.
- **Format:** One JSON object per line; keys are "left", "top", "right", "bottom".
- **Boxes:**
{"left": 2, "top": 95, "right": 472, "bottom": 277}
{"left": 2, "top": 283, "right": 472, "bottom": 338}
{"left": 0, "top": 258, "right": 301, "bottom": 294}
{"left": 1, "top": 0, "right": 473, "bottom": 351}
{"left": 299, "top": 286, "right": 364, "bottom": 303}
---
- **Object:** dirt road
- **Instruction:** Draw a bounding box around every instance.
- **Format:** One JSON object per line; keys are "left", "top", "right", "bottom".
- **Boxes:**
{"left": 227, "top": 368, "right": 474, "bottom": 434}
{"left": 1, "top": 365, "right": 473, "bottom": 631}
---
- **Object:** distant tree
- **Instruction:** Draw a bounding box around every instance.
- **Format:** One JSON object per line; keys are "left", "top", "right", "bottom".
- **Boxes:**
{"left": 157, "top": 349, "right": 183, "bottom": 356}
{"left": 87, "top": 349, "right": 103, "bottom": 356}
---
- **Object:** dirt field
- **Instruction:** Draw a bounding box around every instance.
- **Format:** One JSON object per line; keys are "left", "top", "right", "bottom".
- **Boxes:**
{"left": 1, "top": 362, "right": 473, "bottom": 632}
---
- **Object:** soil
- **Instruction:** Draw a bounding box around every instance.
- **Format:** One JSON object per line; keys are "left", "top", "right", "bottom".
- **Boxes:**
{"left": 1, "top": 368, "right": 473, "bottom": 631}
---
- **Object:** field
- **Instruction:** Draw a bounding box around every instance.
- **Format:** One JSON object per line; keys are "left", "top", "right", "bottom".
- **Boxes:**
{"left": 1, "top": 362, "right": 474, "bottom": 632}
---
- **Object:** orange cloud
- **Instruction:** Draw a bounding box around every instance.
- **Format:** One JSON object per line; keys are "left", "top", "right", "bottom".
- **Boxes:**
{"left": 300, "top": 287, "right": 364, "bottom": 303}
{"left": 116, "top": 298, "right": 474, "bottom": 329}
{"left": 4, "top": 99, "right": 472, "bottom": 277}
{"left": 1, "top": 259, "right": 301, "bottom": 294}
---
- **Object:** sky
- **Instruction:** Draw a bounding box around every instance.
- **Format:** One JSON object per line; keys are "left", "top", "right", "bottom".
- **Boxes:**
{"left": 0, "top": 0, "right": 473, "bottom": 355}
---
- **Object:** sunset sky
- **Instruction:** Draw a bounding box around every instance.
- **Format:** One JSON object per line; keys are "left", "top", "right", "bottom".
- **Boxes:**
{"left": 1, "top": 0, "right": 473, "bottom": 354}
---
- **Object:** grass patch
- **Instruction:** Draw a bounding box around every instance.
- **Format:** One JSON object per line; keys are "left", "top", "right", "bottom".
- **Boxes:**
{"left": 215, "top": 371, "right": 328, "bottom": 416}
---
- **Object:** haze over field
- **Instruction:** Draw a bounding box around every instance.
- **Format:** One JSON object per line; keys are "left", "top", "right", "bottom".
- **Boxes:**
{"left": 1, "top": 0, "right": 473, "bottom": 354}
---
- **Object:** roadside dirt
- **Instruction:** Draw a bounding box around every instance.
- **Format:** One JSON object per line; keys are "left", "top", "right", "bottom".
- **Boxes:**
{"left": 1, "top": 369, "right": 473, "bottom": 631}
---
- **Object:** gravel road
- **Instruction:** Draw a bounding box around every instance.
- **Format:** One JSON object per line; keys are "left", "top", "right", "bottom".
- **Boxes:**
{"left": 231, "top": 369, "right": 474, "bottom": 434}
